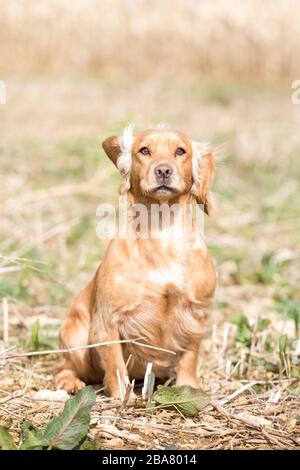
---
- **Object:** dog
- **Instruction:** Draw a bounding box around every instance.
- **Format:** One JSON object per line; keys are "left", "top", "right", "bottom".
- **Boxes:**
{"left": 54, "top": 125, "right": 216, "bottom": 398}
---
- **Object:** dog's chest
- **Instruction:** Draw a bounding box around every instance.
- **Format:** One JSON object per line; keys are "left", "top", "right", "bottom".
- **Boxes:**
{"left": 117, "top": 240, "right": 205, "bottom": 356}
{"left": 145, "top": 234, "right": 194, "bottom": 292}
{"left": 146, "top": 260, "right": 186, "bottom": 293}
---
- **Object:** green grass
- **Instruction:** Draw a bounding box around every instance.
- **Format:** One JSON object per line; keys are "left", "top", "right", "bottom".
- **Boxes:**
{"left": 2, "top": 129, "right": 299, "bottom": 308}
{"left": 1, "top": 80, "right": 300, "bottom": 333}
{"left": 1, "top": 78, "right": 300, "bottom": 450}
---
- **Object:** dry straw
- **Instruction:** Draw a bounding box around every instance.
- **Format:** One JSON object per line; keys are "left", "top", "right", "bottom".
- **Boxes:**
{"left": 0, "top": 0, "right": 299, "bottom": 82}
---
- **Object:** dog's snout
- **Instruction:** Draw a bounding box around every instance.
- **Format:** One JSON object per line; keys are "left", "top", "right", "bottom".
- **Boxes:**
{"left": 154, "top": 164, "right": 173, "bottom": 183}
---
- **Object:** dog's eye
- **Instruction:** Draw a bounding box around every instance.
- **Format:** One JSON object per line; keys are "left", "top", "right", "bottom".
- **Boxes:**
{"left": 175, "top": 147, "right": 186, "bottom": 156}
{"left": 139, "top": 147, "right": 150, "bottom": 155}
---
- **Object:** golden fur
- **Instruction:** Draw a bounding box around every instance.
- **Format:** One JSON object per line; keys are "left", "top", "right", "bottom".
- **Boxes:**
{"left": 54, "top": 127, "right": 216, "bottom": 397}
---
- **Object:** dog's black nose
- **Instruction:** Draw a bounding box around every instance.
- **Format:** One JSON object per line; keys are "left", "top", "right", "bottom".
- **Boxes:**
{"left": 154, "top": 164, "right": 173, "bottom": 183}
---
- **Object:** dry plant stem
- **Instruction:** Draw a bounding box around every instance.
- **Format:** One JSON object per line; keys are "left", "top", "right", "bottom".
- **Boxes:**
{"left": 262, "top": 429, "right": 288, "bottom": 449}
{"left": 211, "top": 400, "right": 263, "bottom": 430}
{"left": 247, "top": 322, "right": 257, "bottom": 375}
{"left": 113, "top": 379, "right": 136, "bottom": 427}
{"left": 4, "top": 180, "right": 110, "bottom": 210}
{"left": 2, "top": 298, "right": 9, "bottom": 344}
{"left": 203, "top": 381, "right": 258, "bottom": 414}
{"left": 97, "top": 415, "right": 246, "bottom": 437}
{"left": 100, "top": 425, "right": 148, "bottom": 447}
{"left": 2, "top": 338, "right": 176, "bottom": 359}
{"left": 11, "top": 363, "right": 52, "bottom": 382}
{"left": 0, "top": 368, "right": 34, "bottom": 404}
{"left": 210, "top": 400, "right": 297, "bottom": 447}
{"left": 219, "top": 381, "right": 257, "bottom": 405}
{"left": 0, "top": 345, "right": 16, "bottom": 355}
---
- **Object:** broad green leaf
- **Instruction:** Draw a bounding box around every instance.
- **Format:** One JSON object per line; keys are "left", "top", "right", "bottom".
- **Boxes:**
{"left": 43, "top": 386, "right": 96, "bottom": 450}
{"left": 0, "top": 425, "right": 17, "bottom": 450}
{"left": 20, "top": 422, "right": 44, "bottom": 450}
{"left": 152, "top": 386, "right": 210, "bottom": 416}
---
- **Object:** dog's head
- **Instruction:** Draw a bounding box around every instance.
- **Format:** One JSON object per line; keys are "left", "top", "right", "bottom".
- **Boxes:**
{"left": 102, "top": 125, "right": 215, "bottom": 214}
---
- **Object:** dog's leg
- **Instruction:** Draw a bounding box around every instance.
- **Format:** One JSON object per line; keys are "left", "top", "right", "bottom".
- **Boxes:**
{"left": 54, "top": 288, "right": 93, "bottom": 394}
{"left": 89, "top": 320, "right": 132, "bottom": 399}
{"left": 175, "top": 345, "right": 200, "bottom": 388}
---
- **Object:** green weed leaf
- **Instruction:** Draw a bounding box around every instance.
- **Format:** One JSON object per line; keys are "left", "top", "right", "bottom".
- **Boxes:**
{"left": 152, "top": 386, "right": 210, "bottom": 416}
{"left": 0, "top": 425, "right": 17, "bottom": 450}
{"left": 279, "top": 334, "right": 287, "bottom": 355}
{"left": 31, "top": 320, "right": 40, "bottom": 350}
{"left": 20, "top": 422, "right": 44, "bottom": 450}
{"left": 43, "top": 386, "right": 96, "bottom": 450}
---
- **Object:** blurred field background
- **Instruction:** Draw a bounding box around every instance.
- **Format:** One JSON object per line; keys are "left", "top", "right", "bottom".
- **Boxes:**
{"left": 0, "top": 0, "right": 300, "bottom": 450}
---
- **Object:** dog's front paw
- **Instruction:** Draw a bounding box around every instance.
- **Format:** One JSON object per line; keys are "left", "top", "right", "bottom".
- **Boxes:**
{"left": 175, "top": 377, "right": 200, "bottom": 389}
{"left": 55, "top": 370, "right": 86, "bottom": 394}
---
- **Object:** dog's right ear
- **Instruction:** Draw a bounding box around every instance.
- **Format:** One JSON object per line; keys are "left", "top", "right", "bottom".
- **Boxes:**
{"left": 102, "top": 136, "right": 120, "bottom": 167}
{"left": 102, "top": 124, "right": 135, "bottom": 194}
{"left": 190, "top": 142, "right": 215, "bottom": 215}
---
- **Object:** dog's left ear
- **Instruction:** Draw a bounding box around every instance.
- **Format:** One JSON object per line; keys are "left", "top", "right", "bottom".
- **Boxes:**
{"left": 102, "top": 124, "right": 135, "bottom": 194}
{"left": 190, "top": 142, "right": 215, "bottom": 215}
{"left": 102, "top": 135, "right": 121, "bottom": 167}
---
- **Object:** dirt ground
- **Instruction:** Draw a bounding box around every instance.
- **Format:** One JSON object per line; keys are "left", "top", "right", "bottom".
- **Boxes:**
{"left": 0, "top": 77, "right": 300, "bottom": 449}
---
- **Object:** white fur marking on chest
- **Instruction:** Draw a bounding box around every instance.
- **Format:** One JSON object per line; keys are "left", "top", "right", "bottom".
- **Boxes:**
{"left": 147, "top": 262, "right": 185, "bottom": 288}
